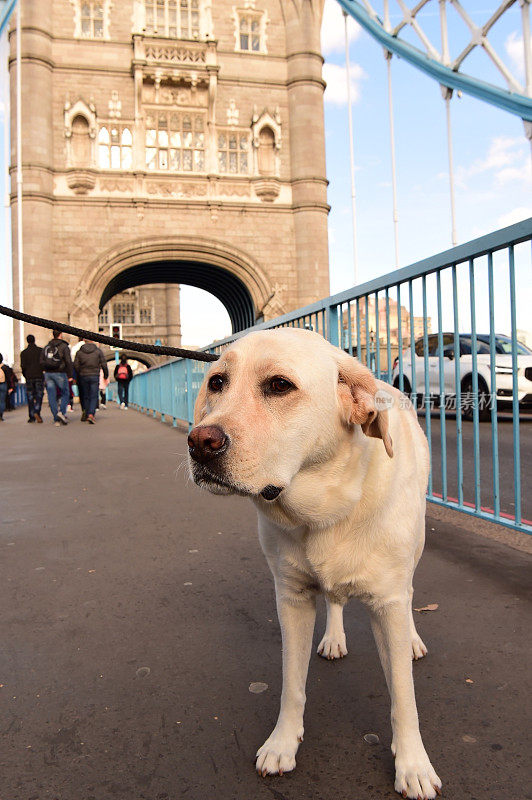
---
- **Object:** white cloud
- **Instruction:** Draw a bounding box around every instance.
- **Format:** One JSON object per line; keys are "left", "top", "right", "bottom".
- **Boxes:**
{"left": 323, "top": 61, "right": 365, "bottom": 105}
{"left": 457, "top": 136, "right": 530, "bottom": 186}
{"left": 504, "top": 31, "right": 531, "bottom": 81}
{"left": 496, "top": 207, "right": 532, "bottom": 228}
{"left": 321, "top": 0, "right": 360, "bottom": 55}
{"left": 496, "top": 164, "right": 532, "bottom": 185}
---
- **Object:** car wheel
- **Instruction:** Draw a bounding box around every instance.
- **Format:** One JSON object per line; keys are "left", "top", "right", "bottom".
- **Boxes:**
{"left": 461, "top": 375, "right": 491, "bottom": 422}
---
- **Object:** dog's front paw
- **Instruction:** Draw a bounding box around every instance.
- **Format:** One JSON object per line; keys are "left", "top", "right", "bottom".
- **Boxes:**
{"left": 394, "top": 746, "right": 442, "bottom": 799}
{"left": 255, "top": 726, "right": 303, "bottom": 776}
{"left": 411, "top": 632, "right": 428, "bottom": 660}
{"left": 317, "top": 632, "right": 348, "bottom": 659}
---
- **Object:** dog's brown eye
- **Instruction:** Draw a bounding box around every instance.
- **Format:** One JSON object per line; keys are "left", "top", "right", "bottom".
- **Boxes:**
{"left": 269, "top": 377, "right": 294, "bottom": 394}
{"left": 208, "top": 375, "right": 225, "bottom": 392}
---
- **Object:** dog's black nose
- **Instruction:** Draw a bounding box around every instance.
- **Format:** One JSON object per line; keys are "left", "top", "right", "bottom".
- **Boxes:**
{"left": 260, "top": 485, "right": 283, "bottom": 501}
{"left": 188, "top": 425, "right": 228, "bottom": 463}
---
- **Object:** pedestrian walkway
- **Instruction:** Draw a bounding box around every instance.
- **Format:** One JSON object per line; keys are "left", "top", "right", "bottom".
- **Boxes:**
{"left": 1, "top": 404, "right": 530, "bottom": 800}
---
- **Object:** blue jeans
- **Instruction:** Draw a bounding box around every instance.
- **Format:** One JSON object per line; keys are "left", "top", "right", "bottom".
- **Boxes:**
{"left": 44, "top": 372, "right": 69, "bottom": 420}
{"left": 0, "top": 383, "right": 6, "bottom": 417}
{"left": 78, "top": 374, "right": 100, "bottom": 417}
{"left": 26, "top": 377, "right": 44, "bottom": 419}
{"left": 117, "top": 380, "right": 129, "bottom": 406}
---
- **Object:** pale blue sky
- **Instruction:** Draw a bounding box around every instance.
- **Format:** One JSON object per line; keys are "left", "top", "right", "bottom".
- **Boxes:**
{"left": 1, "top": 0, "right": 531, "bottom": 361}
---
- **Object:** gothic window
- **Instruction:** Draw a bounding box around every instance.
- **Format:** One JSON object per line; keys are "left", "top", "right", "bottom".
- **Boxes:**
{"left": 217, "top": 130, "right": 249, "bottom": 174}
{"left": 71, "top": 0, "right": 110, "bottom": 39}
{"left": 257, "top": 126, "right": 275, "bottom": 175}
{"left": 234, "top": 6, "right": 267, "bottom": 53}
{"left": 140, "top": 307, "right": 153, "bottom": 324}
{"left": 145, "top": 111, "right": 205, "bottom": 172}
{"left": 239, "top": 13, "right": 260, "bottom": 51}
{"left": 81, "top": 1, "right": 104, "bottom": 37}
{"left": 98, "top": 126, "right": 133, "bottom": 169}
{"left": 113, "top": 302, "right": 135, "bottom": 324}
{"left": 71, "top": 115, "right": 91, "bottom": 166}
{"left": 144, "top": 0, "right": 200, "bottom": 38}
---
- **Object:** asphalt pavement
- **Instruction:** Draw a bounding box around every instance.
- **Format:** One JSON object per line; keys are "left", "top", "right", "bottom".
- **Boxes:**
{"left": 1, "top": 404, "right": 531, "bottom": 800}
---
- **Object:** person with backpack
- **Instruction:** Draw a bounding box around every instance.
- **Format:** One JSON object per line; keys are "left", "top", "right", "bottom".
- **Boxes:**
{"left": 20, "top": 334, "right": 44, "bottom": 423}
{"left": 114, "top": 355, "right": 133, "bottom": 409}
{"left": 74, "top": 340, "right": 108, "bottom": 424}
{"left": 40, "top": 329, "right": 73, "bottom": 426}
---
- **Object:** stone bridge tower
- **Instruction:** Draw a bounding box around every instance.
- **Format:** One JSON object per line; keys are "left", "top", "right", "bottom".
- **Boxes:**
{"left": 9, "top": 0, "right": 329, "bottom": 348}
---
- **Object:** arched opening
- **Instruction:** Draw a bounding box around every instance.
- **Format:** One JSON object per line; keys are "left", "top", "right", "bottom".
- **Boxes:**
{"left": 103, "top": 351, "right": 153, "bottom": 370}
{"left": 99, "top": 260, "right": 256, "bottom": 333}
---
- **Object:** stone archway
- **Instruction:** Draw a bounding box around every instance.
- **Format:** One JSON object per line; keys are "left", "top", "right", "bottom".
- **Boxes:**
{"left": 70, "top": 235, "right": 273, "bottom": 335}
{"left": 102, "top": 348, "right": 157, "bottom": 370}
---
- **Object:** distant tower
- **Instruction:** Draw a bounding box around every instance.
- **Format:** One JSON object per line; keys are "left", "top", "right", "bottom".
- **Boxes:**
{"left": 9, "top": 0, "right": 330, "bottom": 350}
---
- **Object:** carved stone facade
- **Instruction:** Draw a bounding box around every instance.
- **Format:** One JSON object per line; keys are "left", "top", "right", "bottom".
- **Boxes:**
{"left": 98, "top": 284, "right": 181, "bottom": 348}
{"left": 9, "top": 0, "right": 330, "bottom": 349}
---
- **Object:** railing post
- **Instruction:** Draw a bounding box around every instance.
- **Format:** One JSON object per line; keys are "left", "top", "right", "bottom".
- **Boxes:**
{"left": 159, "top": 368, "right": 164, "bottom": 422}
{"left": 186, "top": 359, "right": 194, "bottom": 432}
{"left": 171, "top": 361, "right": 178, "bottom": 427}
{"left": 327, "top": 303, "right": 340, "bottom": 347}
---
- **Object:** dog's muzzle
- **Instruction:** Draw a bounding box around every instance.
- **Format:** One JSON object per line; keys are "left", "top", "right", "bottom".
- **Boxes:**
{"left": 188, "top": 425, "right": 228, "bottom": 464}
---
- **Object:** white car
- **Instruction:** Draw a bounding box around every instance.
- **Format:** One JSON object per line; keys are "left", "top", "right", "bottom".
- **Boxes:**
{"left": 391, "top": 333, "right": 532, "bottom": 420}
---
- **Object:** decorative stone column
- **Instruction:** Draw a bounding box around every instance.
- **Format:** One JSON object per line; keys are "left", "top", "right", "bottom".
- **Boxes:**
{"left": 165, "top": 284, "right": 181, "bottom": 347}
{"left": 9, "top": 0, "right": 55, "bottom": 352}
{"left": 285, "top": 0, "right": 330, "bottom": 308}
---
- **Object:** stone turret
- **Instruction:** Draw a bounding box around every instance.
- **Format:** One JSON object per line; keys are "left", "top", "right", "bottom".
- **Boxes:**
{"left": 285, "top": 0, "right": 330, "bottom": 307}
{"left": 9, "top": 0, "right": 55, "bottom": 353}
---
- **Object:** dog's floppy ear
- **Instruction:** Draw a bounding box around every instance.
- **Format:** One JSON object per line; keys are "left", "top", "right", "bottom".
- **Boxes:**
{"left": 336, "top": 353, "right": 393, "bottom": 458}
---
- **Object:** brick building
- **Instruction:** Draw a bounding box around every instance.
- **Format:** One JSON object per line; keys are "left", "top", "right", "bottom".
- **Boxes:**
{"left": 342, "top": 297, "right": 432, "bottom": 373}
{"left": 98, "top": 284, "right": 181, "bottom": 349}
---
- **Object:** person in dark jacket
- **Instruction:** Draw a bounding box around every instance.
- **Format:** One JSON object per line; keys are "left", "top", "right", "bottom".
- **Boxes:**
{"left": 114, "top": 355, "right": 133, "bottom": 409}
{"left": 1, "top": 359, "right": 18, "bottom": 412}
{"left": 20, "top": 334, "right": 44, "bottom": 423}
{"left": 40, "top": 329, "right": 73, "bottom": 426}
{"left": 0, "top": 353, "right": 11, "bottom": 421}
{"left": 74, "top": 340, "right": 108, "bottom": 424}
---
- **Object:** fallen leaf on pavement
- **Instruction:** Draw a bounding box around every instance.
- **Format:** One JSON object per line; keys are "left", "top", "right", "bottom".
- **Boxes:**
{"left": 414, "top": 603, "right": 439, "bottom": 613}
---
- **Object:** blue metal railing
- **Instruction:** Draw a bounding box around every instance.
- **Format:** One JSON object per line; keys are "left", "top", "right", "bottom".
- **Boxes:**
{"left": 127, "top": 219, "right": 532, "bottom": 535}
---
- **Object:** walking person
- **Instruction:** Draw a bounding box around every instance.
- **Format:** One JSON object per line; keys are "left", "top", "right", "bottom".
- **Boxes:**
{"left": 99, "top": 367, "right": 109, "bottom": 410}
{"left": 70, "top": 337, "right": 84, "bottom": 412}
{"left": 74, "top": 340, "right": 108, "bottom": 424}
{"left": 114, "top": 355, "right": 133, "bottom": 409}
{"left": 40, "top": 329, "right": 73, "bottom": 426}
{"left": 0, "top": 353, "right": 10, "bottom": 421}
{"left": 1, "top": 358, "right": 18, "bottom": 412}
{"left": 20, "top": 334, "right": 44, "bottom": 423}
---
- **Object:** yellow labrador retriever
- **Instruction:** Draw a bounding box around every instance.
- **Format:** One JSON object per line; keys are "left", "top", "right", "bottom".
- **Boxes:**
{"left": 188, "top": 327, "right": 442, "bottom": 800}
